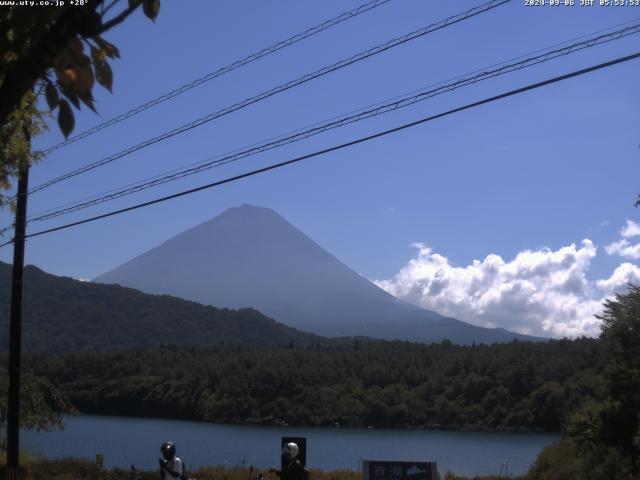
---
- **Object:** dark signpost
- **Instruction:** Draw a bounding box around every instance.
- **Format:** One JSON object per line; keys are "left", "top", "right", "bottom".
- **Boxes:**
{"left": 363, "top": 461, "right": 438, "bottom": 480}
{"left": 281, "top": 436, "right": 307, "bottom": 471}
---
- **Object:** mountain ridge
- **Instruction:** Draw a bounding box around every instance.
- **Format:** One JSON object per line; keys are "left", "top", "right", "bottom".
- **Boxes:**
{"left": 95, "top": 204, "right": 543, "bottom": 344}
{"left": 0, "top": 261, "right": 337, "bottom": 354}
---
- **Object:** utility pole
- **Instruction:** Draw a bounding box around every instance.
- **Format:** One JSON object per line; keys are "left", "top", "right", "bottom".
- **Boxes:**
{"left": 6, "top": 127, "right": 30, "bottom": 480}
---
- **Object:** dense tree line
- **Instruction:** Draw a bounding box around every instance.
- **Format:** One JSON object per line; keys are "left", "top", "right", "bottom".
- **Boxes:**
{"left": 26, "top": 338, "right": 603, "bottom": 432}
{"left": 528, "top": 286, "right": 640, "bottom": 479}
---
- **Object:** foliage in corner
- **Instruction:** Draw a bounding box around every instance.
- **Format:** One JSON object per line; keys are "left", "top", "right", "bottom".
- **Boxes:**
{"left": 0, "top": 0, "right": 160, "bottom": 210}
{"left": 528, "top": 284, "right": 640, "bottom": 480}
{"left": 0, "top": 364, "right": 76, "bottom": 432}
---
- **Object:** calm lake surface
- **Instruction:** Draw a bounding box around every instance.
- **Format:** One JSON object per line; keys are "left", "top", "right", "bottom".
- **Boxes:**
{"left": 22, "top": 415, "right": 558, "bottom": 477}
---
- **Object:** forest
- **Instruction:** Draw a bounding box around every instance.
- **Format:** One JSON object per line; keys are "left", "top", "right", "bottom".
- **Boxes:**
{"left": 0, "top": 270, "right": 637, "bottom": 478}
{"left": 25, "top": 337, "right": 603, "bottom": 432}
{"left": 4, "top": 285, "right": 640, "bottom": 479}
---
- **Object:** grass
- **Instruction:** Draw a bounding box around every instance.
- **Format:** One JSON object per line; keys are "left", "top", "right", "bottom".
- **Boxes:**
{"left": 0, "top": 456, "right": 526, "bottom": 480}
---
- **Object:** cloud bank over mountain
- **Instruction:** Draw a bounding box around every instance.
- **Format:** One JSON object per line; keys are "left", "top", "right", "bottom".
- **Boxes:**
{"left": 376, "top": 221, "right": 640, "bottom": 338}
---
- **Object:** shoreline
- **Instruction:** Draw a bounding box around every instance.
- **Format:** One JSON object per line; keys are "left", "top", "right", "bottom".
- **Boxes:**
{"left": 64, "top": 411, "right": 560, "bottom": 435}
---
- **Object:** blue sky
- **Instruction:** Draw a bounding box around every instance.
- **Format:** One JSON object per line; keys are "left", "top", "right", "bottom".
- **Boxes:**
{"left": 2, "top": 0, "right": 640, "bottom": 336}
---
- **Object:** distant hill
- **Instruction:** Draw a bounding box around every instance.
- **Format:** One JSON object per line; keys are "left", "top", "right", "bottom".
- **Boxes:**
{"left": 0, "top": 262, "right": 330, "bottom": 354}
{"left": 95, "top": 204, "right": 543, "bottom": 344}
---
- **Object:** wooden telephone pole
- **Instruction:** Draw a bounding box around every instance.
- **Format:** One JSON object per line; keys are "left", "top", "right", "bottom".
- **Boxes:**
{"left": 5, "top": 130, "right": 30, "bottom": 480}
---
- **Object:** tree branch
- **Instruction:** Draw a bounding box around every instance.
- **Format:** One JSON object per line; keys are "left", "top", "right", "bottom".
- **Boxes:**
{"left": 102, "top": 0, "right": 123, "bottom": 16}
{"left": 94, "top": 1, "right": 140, "bottom": 35}
{"left": 0, "top": 0, "right": 134, "bottom": 126}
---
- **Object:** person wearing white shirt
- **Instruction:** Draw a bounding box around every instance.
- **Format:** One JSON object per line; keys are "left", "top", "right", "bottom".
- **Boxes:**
{"left": 159, "top": 441, "right": 184, "bottom": 480}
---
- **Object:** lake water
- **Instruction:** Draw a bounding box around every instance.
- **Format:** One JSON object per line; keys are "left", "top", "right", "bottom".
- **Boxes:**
{"left": 22, "top": 415, "right": 558, "bottom": 478}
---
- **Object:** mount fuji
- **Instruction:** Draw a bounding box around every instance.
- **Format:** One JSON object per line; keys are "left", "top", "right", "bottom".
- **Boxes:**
{"left": 95, "top": 204, "right": 541, "bottom": 344}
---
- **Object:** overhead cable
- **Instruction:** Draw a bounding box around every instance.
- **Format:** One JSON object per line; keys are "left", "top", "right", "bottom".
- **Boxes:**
{"left": 0, "top": 49, "right": 635, "bottom": 248}
{"left": 23, "top": 22, "right": 640, "bottom": 224}
{"left": 40, "top": 0, "right": 395, "bottom": 155}
{"left": 28, "top": 0, "right": 510, "bottom": 196}
{"left": 26, "top": 17, "right": 640, "bottom": 223}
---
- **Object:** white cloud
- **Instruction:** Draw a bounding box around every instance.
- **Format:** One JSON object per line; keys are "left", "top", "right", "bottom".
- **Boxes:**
{"left": 604, "top": 239, "right": 640, "bottom": 259}
{"left": 376, "top": 238, "right": 638, "bottom": 339}
{"left": 620, "top": 220, "right": 640, "bottom": 238}
{"left": 596, "top": 262, "right": 640, "bottom": 295}
{"left": 605, "top": 220, "right": 640, "bottom": 259}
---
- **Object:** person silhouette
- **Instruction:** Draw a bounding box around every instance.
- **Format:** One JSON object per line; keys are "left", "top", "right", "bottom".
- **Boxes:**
{"left": 269, "top": 442, "right": 305, "bottom": 480}
{"left": 158, "top": 441, "right": 184, "bottom": 480}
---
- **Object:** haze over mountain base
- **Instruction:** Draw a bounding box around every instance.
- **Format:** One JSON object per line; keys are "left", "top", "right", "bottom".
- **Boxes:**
{"left": 96, "top": 204, "right": 542, "bottom": 344}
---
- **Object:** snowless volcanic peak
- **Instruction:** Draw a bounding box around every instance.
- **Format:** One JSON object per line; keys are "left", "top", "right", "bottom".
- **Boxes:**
{"left": 96, "top": 204, "right": 542, "bottom": 344}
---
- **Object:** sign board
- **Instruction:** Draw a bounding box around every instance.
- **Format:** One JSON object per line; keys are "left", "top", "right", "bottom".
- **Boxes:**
{"left": 362, "top": 461, "right": 438, "bottom": 480}
{"left": 281, "top": 436, "right": 307, "bottom": 471}
{"left": 95, "top": 454, "right": 104, "bottom": 469}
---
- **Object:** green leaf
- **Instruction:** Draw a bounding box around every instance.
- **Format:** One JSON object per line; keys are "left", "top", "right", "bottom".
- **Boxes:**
{"left": 59, "top": 84, "right": 80, "bottom": 109}
{"left": 142, "top": 0, "right": 160, "bottom": 21}
{"left": 44, "top": 81, "right": 59, "bottom": 111}
{"left": 68, "top": 36, "right": 84, "bottom": 60}
{"left": 57, "top": 99, "right": 75, "bottom": 139}
{"left": 77, "top": 89, "right": 97, "bottom": 113}
{"left": 94, "top": 36, "right": 120, "bottom": 59}
{"left": 75, "top": 57, "right": 95, "bottom": 91}
{"left": 95, "top": 59, "right": 113, "bottom": 92}
{"left": 90, "top": 46, "right": 106, "bottom": 63}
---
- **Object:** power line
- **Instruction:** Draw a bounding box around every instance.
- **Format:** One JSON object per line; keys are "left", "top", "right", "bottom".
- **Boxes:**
{"left": 10, "top": 19, "right": 636, "bottom": 240}
{"left": 23, "top": 17, "right": 640, "bottom": 223}
{"left": 0, "top": 18, "right": 635, "bottom": 237}
{"left": 1, "top": 49, "right": 636, "bottom": 248}
{"left": 22, "top": 21, "right": 640, "bottom": 225}
{"left": 27, "top": 0, "right": 510, "bottom": 196}
{"left": 39, "top": 0, "right": 395, "bottom": 156}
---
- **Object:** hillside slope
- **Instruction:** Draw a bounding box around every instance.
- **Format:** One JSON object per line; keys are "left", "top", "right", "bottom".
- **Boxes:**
{"left": 0, "top": 262, "right": 328, "bottom": 353}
